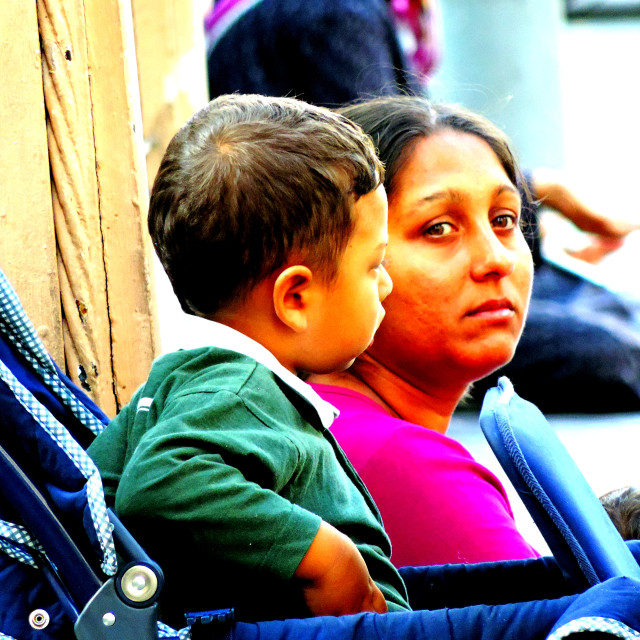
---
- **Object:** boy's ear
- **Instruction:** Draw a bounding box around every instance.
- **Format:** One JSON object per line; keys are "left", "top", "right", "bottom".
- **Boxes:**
{"left": 273, "top": 265, "right": 314, "bottom": 332}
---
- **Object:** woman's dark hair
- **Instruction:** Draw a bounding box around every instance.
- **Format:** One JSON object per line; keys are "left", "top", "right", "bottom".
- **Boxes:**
{"left": 338, "top": 95, "right": 527, "bottom": 205}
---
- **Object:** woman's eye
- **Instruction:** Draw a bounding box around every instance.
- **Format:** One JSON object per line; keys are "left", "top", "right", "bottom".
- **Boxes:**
{"left": 424, "top": 221, "right": 454, "bottom": 237}
{"left": 492, "top": 213, "right": 518, "bottom": 230}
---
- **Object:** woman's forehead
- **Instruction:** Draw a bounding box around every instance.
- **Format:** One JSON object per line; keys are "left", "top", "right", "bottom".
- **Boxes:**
{"left": 386, "top": 134, "right": 519, "bottom": 232}
{"left": 406, "top": 130, "right": 503, "bottom": 172}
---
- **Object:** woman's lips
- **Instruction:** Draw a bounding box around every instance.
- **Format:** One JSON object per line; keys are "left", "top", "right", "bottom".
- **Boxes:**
{"left": 466, "top": 299, "right": 515, "bottom": 320}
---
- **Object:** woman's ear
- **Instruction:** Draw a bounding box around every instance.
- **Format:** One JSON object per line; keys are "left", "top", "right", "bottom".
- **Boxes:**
{"left": 273, "top": 265, "right": 314, "bottom": 332}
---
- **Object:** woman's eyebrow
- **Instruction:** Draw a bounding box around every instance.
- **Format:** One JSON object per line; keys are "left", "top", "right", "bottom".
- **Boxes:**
{"left": 420, "top": 189, "right": 463, "bottom": 203}
{"left": 494, "top": 183, "right": 521, "bottom": 199}
{"left": 404, "top": 184, "right": 521, "bottom": 219}
{"left": 420, "top": 184, "right": 519, "bottom": 202}
{"left": 399, "top": 189, "right": 462, "bottom": 221}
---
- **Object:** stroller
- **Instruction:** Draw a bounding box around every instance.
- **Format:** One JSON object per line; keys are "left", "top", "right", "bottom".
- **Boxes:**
{"left": 2, "top": 266, "right": 640, "bottom": 640}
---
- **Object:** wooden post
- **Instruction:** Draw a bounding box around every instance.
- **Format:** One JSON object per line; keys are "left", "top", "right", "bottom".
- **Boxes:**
{"left": 38, "top": 0, "right": 116, "bottom": 414}
{"left": 27, "top": 0, "right": 160, "bottom": 416}
{"left": 2, "top": 0, "right": 202, "bottom": 416}
{"left": 83, "top": 0, "right": 160, "bottom": 412}
{"left": 0, "top": 0, "right": 63, "bottom": 364}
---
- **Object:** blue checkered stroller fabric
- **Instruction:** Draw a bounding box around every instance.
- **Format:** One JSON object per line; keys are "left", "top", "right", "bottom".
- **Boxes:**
{"left": 3, "top": 266, "right": 640, "bottom": 640}
{"left": 0, "top": 269, "right": 188, "bottom": 640}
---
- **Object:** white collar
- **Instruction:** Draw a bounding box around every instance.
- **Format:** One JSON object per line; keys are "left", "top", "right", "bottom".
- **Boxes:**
{"left": 172, "top": 315, "right": 339, "bottom": 430}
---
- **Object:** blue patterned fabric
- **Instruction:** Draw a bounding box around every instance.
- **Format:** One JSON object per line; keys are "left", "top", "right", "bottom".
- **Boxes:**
{"left": 550, "top": 617, "right": 640, "bottom": 640}
{"left": 0, "top": 269, "right": 189, "bottom": 640}
{"left": 0, "top": 269, "right": 116, "bottom": 577}
{"left": 0, "top": 270, "right": 108, "bottom": 437}
{"left": 0, "top": 519, "right": 43, "bottom": 569}
{"left": 0, "top": 358, "right": 116, "bottom": 574}
{"left": 547, "top": 576, "right": 640, "bottom": 639}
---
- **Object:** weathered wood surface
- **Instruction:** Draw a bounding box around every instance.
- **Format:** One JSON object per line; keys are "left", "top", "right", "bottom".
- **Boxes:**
{"left": 83, "top": 0, "right": 160, "bottom": 412}
{"left": 0, "top": 0, "right": 63, "bottom": 364}
{"left": 2, "top": 0, "right": 163, "bottom": 416}
{"left": 38, "top": 0, "right": 115, "bottom": 414}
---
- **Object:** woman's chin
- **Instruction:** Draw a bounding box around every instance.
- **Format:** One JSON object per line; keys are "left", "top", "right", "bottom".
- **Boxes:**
{"left": 463, "top": 349, "right": 517, "bottom": 384}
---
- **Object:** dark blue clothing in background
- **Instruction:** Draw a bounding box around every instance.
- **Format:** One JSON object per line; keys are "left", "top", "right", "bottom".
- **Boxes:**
{"left": 207, "top": 0, "right": 421, "bottom": 107}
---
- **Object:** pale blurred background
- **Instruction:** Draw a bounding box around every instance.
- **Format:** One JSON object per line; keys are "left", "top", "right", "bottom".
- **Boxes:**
{"left": 428, "top": 0, "right": 640, "bottom": 297}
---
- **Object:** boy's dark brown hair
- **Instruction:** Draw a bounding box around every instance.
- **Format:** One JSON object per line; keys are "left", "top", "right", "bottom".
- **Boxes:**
{"left": 149, "top": 94, "right": 383, "bottom": 317}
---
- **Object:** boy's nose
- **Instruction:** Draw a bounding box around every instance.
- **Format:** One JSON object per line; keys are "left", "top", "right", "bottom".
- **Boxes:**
{"left": 378, "top": 265, "right": 393, "bottom": 301}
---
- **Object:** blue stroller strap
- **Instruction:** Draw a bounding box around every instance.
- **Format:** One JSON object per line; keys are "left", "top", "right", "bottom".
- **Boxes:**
{"left": 0, "top": 356, "right": 117, "bottom": 576}
{"left": 0, "top": 269, "right": 108, "bottom": 436}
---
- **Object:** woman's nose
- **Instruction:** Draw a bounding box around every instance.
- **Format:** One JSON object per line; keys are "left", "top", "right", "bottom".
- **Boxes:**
{"left": 378, "top": 264, "right": 393, "bottom": 301}
{"left": 469, "top": 230, "right": 515, "bottom": 281}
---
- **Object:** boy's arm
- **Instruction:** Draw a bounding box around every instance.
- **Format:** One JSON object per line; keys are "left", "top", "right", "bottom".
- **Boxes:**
{"left": 111, "top": 389, "right": 389, "bottom": 617}
{"left": 294, "top": 520, "right": 388, "bottom": 616}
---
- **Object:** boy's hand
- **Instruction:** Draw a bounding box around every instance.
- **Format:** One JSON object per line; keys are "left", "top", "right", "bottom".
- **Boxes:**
{"left": 294, "top": 520, "right": 388, "bottom": 616}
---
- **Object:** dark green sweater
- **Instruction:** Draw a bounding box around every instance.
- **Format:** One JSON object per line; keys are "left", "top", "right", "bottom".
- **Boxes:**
{"left": 88, "top": 347, "right": 409, "bottom": 624}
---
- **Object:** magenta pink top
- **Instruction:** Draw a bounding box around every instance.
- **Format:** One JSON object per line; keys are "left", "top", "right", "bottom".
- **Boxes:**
{"left": 311, "top": 383, "right": 539, "bottom": 567}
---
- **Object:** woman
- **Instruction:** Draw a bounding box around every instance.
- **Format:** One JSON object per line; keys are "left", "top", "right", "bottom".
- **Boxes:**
{"left": 310, "top": 95, "right": 539, "bottom": 567}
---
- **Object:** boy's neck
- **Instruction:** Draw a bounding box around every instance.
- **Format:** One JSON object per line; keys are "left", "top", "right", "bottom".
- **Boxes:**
{"left": 213, "top": 295, "right": 300, "bottom": 376}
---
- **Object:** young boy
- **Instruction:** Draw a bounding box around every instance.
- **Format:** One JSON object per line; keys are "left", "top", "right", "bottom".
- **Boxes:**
{"left": 87, "top": 94, "right": 401, "bottom": 625}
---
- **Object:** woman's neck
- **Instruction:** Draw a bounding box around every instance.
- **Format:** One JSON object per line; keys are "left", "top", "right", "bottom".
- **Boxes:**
{"left": 310, "top": 354, "right": 466, "bottom": 435}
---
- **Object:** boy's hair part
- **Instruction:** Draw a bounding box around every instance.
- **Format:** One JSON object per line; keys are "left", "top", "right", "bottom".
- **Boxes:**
{"left": 149, "top": 94, "right": 383, "bottom": 317}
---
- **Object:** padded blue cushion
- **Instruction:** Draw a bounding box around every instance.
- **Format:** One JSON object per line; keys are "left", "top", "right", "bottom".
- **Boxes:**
{"left": 480, "top": 376, "right": 640, "bottom": 587}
